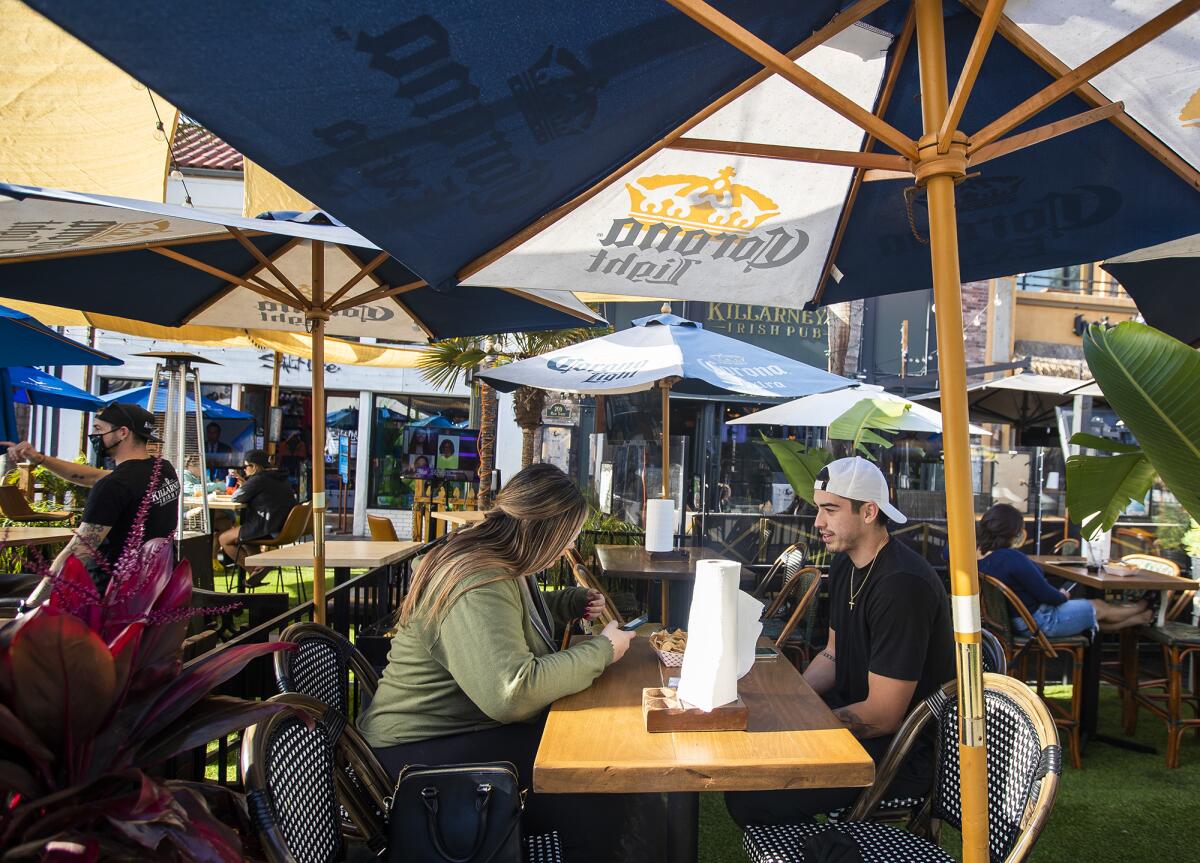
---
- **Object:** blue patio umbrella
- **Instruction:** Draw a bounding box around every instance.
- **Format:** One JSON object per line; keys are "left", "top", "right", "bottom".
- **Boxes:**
{"left": 99, "top": 385, "right": 253, "bottom": 426}
{"left": 0, "top": 304, "right": 120, "bottom": 441}
{"left": 8, "top": 367, "right": 105, "bottom": 412}
{"left": 408, "top": 414, "right": 458, "bottom": 428}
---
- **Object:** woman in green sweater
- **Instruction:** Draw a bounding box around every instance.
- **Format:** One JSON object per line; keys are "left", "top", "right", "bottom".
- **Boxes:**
{"left": 358, "top": 463, "right": 642, "bottom": 860}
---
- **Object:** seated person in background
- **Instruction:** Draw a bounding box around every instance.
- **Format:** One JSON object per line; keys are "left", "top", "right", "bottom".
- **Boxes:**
{"left": 182, "top": 454, "right": 223, "bottom": 496}
{"left": 727, "top": 457, "right": 955, "bottom": 827}
{"left": 977, "top": 503, "right": 1150, "bottom": 635}
{"left": 218, "top": 449, "right": 296, "bottom": 584}
{"left": 357, "top": 463, "right": 648, "bottom": 863}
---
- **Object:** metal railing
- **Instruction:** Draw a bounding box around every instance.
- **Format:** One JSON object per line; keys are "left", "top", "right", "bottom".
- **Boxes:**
{"left": 1015, "top": 271, "right": 1127, "bottom": 298}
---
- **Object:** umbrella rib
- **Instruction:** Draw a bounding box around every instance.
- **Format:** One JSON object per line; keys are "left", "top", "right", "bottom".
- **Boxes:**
{"left": 968, "top": 101, "right": 1125, "bottom": 165}
{"left": 962, "top": 0, "right": 1200, "bottom": 192}
{"left": 324, "top": 249, "right": 390, "bottom": 309}
{"left": 494, "top": 287, "right": 598, "bottom": 323}
{"left": 970, "top": 0, "right": 1200, "bottom": 151}
{"left": 149, "top": 246, "right": 299, "bottom": 308}
{"left": 669, "top": 138, "right": 911, "bottom": 172}
{"left": 328, "top": 280, "right": 425, "bottom": 314}
{"left": 813, "top": 7, "right": 916, "bottom": 306}
{"left": 937, "top": 0, "right": 1007, "bottom": 154}
{"left": 225, "top": 226, "right": 308, "bottom": 306}
{"left": 663, "top": 0, "right": 918, "bottom": 160}
{"left": 453, "top": 0, "right": 889, "bottom": 283}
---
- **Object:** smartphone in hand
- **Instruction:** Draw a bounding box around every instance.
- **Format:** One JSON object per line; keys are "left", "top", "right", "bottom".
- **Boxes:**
{"left": 620, "top": 614, "right": 650, "bottom": 632}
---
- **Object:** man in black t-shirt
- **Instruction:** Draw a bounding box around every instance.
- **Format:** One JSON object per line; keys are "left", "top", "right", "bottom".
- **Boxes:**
{"left": 4, "top": 403, "right": 180, "bottom": 589}
{"left": 727, "top": 456, "right": 955, "bottom": 827}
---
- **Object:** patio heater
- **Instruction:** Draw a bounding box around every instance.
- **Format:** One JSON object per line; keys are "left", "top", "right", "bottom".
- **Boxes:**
{"left": 141, "top": 351, "right": 219, "bottom": 539}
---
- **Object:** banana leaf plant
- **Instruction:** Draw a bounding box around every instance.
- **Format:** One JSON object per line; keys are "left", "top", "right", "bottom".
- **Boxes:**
{"left": 0, "top": 458, "right": 295, "bottom": 862}
{"left": 760, "top": 433, "right": 833, "bottom": 507}
{"left": 828, "top": 398, "right": 911, "bottom": 459}
{"left": 1066, "top": 322, "right": 1200, "bottom": 539}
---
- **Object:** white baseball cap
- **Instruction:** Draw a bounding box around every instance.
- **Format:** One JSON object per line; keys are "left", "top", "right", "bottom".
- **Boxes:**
{"left": 814, "top": 456, "right": 907, "bottom": 524}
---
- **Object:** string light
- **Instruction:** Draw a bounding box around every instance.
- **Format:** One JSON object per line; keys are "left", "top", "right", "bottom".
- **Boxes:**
{"left": 146, "top": 89, "right": 194, "bottom": 207}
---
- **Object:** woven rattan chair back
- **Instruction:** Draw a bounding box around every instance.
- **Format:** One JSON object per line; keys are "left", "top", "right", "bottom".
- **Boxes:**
{"left": 981, "top": 628, "right": 1008, "bottom": 676}
{"left": 241, "top": 694, "right": 389, "bottom": 863}
{"left": 1120, "top": 553, "right": 1181, "bottom": 577}
{"left": 563, "top": 547, "right": 622, "bottom": 627}
{"left": 275, "top": 622, "right": 380, "bottom": 719}
{"left": 752, "top": 543, "right": 806, "bottom": 600}
{"left": 850, "top": 674, "right": 1060, "bottom": 863}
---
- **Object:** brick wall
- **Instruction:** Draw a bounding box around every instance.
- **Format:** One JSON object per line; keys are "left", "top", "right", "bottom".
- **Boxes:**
{"left": 960, "top": 280, "right": 990, "bottom": 375}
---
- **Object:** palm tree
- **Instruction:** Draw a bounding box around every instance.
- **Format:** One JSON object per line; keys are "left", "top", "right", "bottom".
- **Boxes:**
{"left": 419, "top": 327, "right": 603, "bottom": 506}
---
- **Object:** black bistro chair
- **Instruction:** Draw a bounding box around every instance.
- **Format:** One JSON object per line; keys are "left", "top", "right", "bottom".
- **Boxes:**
{"left": 745, "top": 674, "right": 1062, "bottom": 863}
{"left": 275, "top": 622, "right": 381, "bottom": 720}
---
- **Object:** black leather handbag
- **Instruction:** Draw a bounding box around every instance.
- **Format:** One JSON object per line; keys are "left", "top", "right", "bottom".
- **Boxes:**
{"left": 388, "top": 761, "right": 524, "bottom": 863}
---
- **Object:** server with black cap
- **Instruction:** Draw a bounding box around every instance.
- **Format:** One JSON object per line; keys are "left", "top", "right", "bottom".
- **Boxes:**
{"left": 3, "top": 402, "right": 180, "bottom": 587}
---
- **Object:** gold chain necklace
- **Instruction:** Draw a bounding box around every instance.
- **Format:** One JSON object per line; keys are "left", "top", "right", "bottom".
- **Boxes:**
{"left": 848, "top": 540, "right": 887, "bottom": 610}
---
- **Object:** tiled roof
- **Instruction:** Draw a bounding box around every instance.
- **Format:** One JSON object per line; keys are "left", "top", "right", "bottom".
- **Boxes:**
{"left": 172, "top": 123, "right": 243, "bottom": 172}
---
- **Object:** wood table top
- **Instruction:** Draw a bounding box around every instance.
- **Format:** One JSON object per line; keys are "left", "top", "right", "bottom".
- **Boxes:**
{"left": 1032, "top": 555, "right": 1198, "bottom": 592}
{"left": 594, "top": 544, "right": 738, "bottom": 581}
{"left": 244, "top": 540, "right": 421, "bottom": 569}
{"left": 184, "top": 495, "right": 245, "bottom": 511}
{"left": 534, "top": 636, "right": 874, "bottom": 794}
{"left": 429, "top": 510, "right": 486, "bottom": 527}
{"left": 0, "top": 526, "right": 76, "bottom": 547}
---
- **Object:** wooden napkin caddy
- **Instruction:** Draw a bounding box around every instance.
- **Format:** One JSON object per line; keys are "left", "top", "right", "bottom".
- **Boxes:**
{"left": 642, "top": 686, "right": 748, "bottom": 732}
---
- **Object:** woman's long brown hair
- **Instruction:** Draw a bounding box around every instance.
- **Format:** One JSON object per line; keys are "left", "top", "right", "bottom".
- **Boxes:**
{"left": 397, "top": 463, "right": 589, "bottom": 626}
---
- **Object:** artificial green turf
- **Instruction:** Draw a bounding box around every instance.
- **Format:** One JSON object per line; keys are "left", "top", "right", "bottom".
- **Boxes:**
{"left": 698, "top": 682, "right": 1200, "bottom": 862}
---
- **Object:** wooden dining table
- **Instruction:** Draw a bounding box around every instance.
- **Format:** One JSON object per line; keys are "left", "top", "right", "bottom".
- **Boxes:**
{"left": 0, "top": 526, "right": 76, "bottom": 549}
{"left": 244, "top": 539, "right": 421, "bottom": 584}
{"left": 429, "top": 509, "right": 486, "bottom": 529}
{"left": 1032, "top": 555, "right": 1199, "bottom": 753}
{"left": 594, "top": 544, "right": 738, "bottom": 630}
{"left": 534, "top": 635, "right": 874, "bottom": 863}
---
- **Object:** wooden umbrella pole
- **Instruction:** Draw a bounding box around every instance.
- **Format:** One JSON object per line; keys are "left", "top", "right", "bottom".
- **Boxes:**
{"left": 660, "top": 380, "right": 671, "bottom": 500}
{"left": 310, "top": 241, "right": 328, "bottom": 625}
{"left": 914, "top": 2, "right": 989, "bottom": 860}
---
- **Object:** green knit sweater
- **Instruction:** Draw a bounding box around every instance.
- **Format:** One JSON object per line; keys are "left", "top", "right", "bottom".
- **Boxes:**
{"left": 357, "top": 570, "right": 613, "bottom": 747}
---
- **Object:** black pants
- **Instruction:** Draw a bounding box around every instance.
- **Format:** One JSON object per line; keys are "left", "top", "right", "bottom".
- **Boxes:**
{"left": 373, "top": 716, "right": 666, "bottom": 863}
{"left": 724, "top": 689, "right": 936, "bottom": 829}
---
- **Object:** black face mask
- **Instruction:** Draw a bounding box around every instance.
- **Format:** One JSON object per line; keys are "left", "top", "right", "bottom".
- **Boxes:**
{"left": 89, "top": 431, "right": 118, "bottom": 467}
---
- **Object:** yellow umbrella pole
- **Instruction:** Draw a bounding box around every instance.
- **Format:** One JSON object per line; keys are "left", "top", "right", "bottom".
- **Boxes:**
{"left": 914, "top": 1, "right": 988, "bottom": 860}
{"left": 309, "top": 241, "right": 328, "bottom": 625}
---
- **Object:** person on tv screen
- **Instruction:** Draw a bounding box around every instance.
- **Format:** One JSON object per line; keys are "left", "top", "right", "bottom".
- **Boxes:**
{"left": 436, "top": 436, "right": 459, "bottom": 470}
{"left": 411, "top": 454, "right": 432, "bottom": 478}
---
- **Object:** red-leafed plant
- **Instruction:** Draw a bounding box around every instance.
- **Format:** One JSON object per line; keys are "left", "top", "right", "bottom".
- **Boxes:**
{"left": 0, "top": 458, "right": 294, "bottom": 861}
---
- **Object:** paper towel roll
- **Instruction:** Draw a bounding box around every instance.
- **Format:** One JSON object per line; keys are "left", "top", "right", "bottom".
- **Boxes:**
{"left": 645, "top": 498, "right": 675, "bottom": 552}
{"left": 677, "top": 559, "right": 742, "bottom": 711}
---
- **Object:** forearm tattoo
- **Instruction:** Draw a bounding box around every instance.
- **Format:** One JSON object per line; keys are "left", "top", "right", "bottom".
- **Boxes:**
{"left": 821, "top": 650, "right": 836, "bottom": 663}
{"left": 834, "top": 706, "right": 878, "bottom": 739}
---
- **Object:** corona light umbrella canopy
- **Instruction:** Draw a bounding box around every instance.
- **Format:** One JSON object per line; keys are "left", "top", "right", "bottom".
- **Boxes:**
{"left": 1102, "top": 233, "right": 1200, "bottom": 346}
{"left": 30, "top": 1, "right": 1200, "bottom": 858}
{"left": 728, "top": 383, "right": 990, "bottom": 435}
{"left": 0, "top": 183, "right": 603, "bottom": 626}
{"left": 479, "top": 310, "right": 854, "bottom": 500}
{"left": 8, "top": 366, "right": 106, "bottom": 413}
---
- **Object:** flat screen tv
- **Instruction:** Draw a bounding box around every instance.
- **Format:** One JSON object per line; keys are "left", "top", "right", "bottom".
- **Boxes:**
{"left": 398, "top": 426, "right": 479, "bottom": 482}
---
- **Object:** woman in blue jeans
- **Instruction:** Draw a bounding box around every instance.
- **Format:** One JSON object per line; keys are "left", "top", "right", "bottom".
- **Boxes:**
{"left": 977, "top": 503, "right": 1151, "bottom": 636}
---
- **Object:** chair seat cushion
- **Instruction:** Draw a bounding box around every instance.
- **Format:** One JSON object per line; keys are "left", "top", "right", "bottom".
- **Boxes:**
{"left": 1138, "top": 621, "right": 1200, "bottom": 646}
{"left": 1013, "top": 634, "right": 1089, "bottom": 648}
{"left": 745, "top": 821, "right": 953, "bottom": 863}
{"left": 827, "top": 796, "right": 924, "bottom": 822}
{"left": 525, "top": 831, "right": 562, "bottom": 863}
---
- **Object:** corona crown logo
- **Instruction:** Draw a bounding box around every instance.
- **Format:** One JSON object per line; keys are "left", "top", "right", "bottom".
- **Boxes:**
{"left": 625, "top": 166, "right": 780, "bottom": 235}
{"left": 1180, "top": 86, "right": 1200, "bottom": 128}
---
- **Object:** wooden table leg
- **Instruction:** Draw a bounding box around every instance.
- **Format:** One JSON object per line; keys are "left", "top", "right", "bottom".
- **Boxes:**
{"left": 666, "top": 791, "right": 699, "bottom": 863}
{"left": 661, "top": 579, "right": 670, "bottom": 630}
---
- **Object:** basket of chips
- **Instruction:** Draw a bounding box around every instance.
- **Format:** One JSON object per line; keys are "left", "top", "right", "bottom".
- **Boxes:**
{"left": 650, "top": 629, "right": 687, "bottom": 667}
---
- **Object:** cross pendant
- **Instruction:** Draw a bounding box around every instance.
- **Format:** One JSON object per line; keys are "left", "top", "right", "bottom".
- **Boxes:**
{"left": 848, "top": 599, "right": 855, "bottom": 610}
